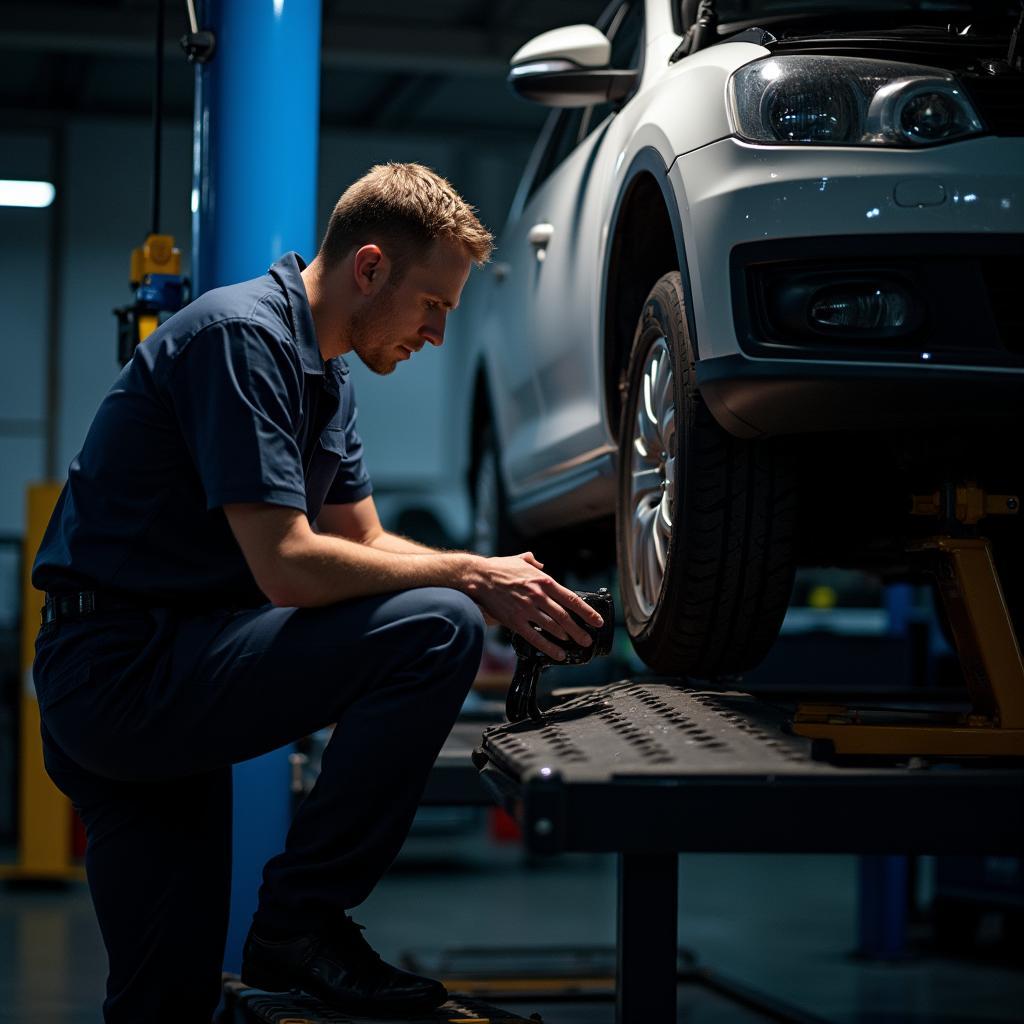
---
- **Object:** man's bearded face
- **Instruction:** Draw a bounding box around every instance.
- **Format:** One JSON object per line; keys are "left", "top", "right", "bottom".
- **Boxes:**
{"left": 348, "top": 237, "right": 472, "bottom": 376}
{"left": 347, "top": 284, "right": 401, "bottom": 375}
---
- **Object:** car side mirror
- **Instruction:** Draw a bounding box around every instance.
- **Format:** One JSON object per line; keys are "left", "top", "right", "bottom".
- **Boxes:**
{"left": 508, "top": 24, "right": 638, "bottom": 108}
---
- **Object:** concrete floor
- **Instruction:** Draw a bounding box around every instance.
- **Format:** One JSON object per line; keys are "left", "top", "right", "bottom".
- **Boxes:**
{"left": 2, "top": 827, "right": 1022, "bottom": 1024}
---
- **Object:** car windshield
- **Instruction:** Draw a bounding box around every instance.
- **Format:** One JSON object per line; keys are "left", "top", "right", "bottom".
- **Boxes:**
{"left": 711, "top": 0, "right": 1019, "bottom": 18}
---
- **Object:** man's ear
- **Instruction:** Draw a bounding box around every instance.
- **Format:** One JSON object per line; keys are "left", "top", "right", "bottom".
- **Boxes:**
{"left": 353, "top": 244, "right": 389, "bottom": 296}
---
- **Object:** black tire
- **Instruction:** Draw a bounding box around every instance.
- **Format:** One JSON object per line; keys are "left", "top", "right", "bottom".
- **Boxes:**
{"left": 615, "top": 272, "right": 797, "bottom": 678}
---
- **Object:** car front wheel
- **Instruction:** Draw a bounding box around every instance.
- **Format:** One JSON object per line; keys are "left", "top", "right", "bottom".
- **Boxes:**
{"left": 615, "top": 271, "right": 797, "bottom": 678}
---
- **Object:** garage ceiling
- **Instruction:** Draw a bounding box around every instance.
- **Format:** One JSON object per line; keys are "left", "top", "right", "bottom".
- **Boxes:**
{"left": 0, "top": 0, "right": 609, "bottom": 140}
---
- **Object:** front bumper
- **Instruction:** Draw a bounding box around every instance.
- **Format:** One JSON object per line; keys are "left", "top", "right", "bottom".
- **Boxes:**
{"left": 696, "top": 354, "right": 1024, "bottom": 439}
{"left": 672, "top": 136, "right": 1024, "bottom": 437}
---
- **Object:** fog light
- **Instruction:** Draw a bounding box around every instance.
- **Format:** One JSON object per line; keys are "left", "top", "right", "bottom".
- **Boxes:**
{"left": 809, "top": 285, "right": 911, "bottom": 331}
{"left": 766, "top": 271, "right": 923, "bottom": 345}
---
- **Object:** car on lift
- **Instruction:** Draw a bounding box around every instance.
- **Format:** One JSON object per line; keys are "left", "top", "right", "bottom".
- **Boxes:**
{"left": 465, "top": 0, "right": 1024, "bottom": 679}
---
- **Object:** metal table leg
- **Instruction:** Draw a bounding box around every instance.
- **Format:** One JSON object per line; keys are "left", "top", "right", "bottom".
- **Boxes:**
{"left": 617, "top": 852, "right": 678, "bottom": 1023}
{"left": 857, "top": 855, "right": 909, "bottom": 959}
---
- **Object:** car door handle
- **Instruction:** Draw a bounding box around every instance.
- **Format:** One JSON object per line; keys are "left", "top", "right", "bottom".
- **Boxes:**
{"left": 528, "top": 222, "right": 554, "bottom": 262}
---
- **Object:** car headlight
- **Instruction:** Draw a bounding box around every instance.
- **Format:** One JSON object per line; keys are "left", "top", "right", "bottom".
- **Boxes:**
{"left": 728, "top": 56, "right": 984, "bottom": 147}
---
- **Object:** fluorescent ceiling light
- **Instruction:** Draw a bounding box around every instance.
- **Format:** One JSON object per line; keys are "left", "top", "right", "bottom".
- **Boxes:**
{"left": 0, "top": 180, "right": 56, "bottom": 208}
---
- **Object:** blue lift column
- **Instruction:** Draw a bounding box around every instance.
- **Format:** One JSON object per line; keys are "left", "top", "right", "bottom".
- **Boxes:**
{"left": 191, "top": 0, "right": 322, "bottom": 972}
{"left": 855, "top": 583, "right": 916, "bottom": 960}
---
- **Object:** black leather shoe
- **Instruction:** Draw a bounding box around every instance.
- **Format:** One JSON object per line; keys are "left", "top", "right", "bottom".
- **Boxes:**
{"left": 240, "top": 917, "right": 448, "bottom": 1018}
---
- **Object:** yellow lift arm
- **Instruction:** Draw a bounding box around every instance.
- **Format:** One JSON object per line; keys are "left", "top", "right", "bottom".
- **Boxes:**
{"left": 793, "top": 483, "right": 1024, "bottom": 757}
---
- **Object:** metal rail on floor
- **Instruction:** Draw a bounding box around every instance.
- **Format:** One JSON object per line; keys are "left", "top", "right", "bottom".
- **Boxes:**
{"left": 220, "top": 976, "right": 535, "bottom": 1023}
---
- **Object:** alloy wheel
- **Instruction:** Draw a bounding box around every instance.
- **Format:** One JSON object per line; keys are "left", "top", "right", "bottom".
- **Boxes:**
{"left": 626, "top": 334, "right": 676, "bottom": 620}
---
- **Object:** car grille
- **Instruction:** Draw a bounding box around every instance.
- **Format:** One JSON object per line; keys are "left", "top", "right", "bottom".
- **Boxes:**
{"left": 982, "top": 253, "right": 1024, "bottom": 356}
{"left": 961, "top": 73, "right": 1024, "bottom": 137}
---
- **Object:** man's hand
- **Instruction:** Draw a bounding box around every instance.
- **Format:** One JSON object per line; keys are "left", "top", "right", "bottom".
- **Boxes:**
{"left": 462, "top": 552, "right": 605, "bottom": 661}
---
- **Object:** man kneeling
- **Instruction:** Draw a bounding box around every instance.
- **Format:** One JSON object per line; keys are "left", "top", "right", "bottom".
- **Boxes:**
{"left": 33, "top": 162, "right": 603, "bottom": 1023}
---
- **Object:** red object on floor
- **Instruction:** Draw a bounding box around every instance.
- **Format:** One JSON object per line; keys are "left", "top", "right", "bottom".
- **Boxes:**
{"left": 488, "top": 806, "right": 521, "bottom": 844}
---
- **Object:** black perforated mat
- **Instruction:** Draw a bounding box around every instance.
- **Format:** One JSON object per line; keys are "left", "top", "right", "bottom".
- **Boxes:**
{"left": 475, "top": 680, "right": 1024, "bottom": 856}
{"left": 481, "top": 680, "right": 822, "bottom": 783}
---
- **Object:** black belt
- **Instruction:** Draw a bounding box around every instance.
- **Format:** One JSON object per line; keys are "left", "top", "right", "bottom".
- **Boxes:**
{"left": 42, "top": 591, "right": 143, "bottom": 625}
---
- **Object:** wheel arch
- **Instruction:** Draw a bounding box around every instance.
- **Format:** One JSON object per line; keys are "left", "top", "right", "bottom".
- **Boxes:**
{"left": 601, "top": 147, "right": 698, "bottom": 436}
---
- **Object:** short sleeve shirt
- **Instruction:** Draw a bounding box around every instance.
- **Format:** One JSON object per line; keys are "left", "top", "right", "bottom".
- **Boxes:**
{"left": 33, "top": 253, "right": 372, "bottom": 607}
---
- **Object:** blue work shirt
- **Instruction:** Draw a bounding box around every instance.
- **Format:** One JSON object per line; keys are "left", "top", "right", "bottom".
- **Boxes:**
{"left": 33, "top": 252, "right": 372, "bottom": 608}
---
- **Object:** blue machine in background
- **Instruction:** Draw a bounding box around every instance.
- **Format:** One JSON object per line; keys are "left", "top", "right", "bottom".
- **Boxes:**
{"left": 190, "top": 0, "right": 323, "bottom": 973}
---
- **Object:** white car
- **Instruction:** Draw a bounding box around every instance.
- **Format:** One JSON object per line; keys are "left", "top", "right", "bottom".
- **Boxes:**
{"left": 465, "top": 0, "right": 1024, "bottom": 678}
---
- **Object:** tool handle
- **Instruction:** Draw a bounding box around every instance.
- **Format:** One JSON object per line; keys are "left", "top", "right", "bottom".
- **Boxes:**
{"left": 506, "top": 655, "right": 544, "bottom": 724}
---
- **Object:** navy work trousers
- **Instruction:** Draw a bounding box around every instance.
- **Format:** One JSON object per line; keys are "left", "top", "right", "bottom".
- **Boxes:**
{"left": 33, "top": 587, "right": 485, "bottom": 1024}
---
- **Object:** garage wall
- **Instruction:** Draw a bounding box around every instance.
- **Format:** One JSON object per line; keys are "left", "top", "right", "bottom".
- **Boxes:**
{"left": 0, "top": 116, "right": 534, "bottom": 550}
{"left": 0, "top": 133, "right": 53, "bottom": 540}
{"left": 56, "top": 119, "right": 194, "bottom": 475}
{"left": 317, "top": 129, "right": 532, "bottom": 541}
{"left": 0, "top": 132, "right": 57, "bottom": 628}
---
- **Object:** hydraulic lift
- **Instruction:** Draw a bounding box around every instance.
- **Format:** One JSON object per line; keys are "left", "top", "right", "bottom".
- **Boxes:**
{"left": 474, "top": 680, "right": 1023, "bottom": 1023}
{"left": 470, "top": 483, "right": 1024, "bottom": 1021}
{"left": 226, "top": 486, "right": 1024, "bottom": 1022}
{"left": 793, "top": 484, "right": 1024, "bottom": 756}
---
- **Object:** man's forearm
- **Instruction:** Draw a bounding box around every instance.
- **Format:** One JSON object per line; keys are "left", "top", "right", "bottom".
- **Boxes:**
{"left": 365, "top": 529, "right": 442, "bottom": 556}
{"left": 276, "top": 530, "right": 482, "bottom": 607}
{"left": 363, "top": 531, "right": 502, "bottom": 623}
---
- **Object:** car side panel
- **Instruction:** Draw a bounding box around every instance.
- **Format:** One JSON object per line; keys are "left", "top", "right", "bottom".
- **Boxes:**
{"left": 492, "top": 35, "right": 771, "bottom": 524}
{"left": 476, "top": 211, "right": 549, "bottom": 489}
{"left": 481, "top": 31, "right": 774, "bottom": 528}
{"left": 516, "top": 110, "right": 633, "bottom": 496}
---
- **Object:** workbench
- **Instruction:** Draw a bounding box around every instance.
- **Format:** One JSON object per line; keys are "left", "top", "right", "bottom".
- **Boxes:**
{"left": 472, "top": 678, "right": 1024, "bottom": 1023}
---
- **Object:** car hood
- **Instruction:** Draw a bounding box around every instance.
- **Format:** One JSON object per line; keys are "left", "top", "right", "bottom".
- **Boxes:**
{"left": 764, "top": 24, "right": 1017, "bottom": 67}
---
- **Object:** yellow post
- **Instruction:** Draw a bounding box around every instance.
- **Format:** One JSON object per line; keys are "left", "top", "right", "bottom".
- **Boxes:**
{"left": 0, "top": 482, "right": 84, "bottom": 881}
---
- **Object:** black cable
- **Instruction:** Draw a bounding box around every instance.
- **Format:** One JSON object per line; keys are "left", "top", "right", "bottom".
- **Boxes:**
{"left": 1008, "top": 1, "right": 1024, "bottom": 69}
{"left": 151, "top": 0, "right": 165, "bottom": 237}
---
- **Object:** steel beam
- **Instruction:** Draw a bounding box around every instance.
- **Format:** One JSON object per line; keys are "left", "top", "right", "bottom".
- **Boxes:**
{"left": 191, "top": 0, "right": 322, "bottom": 972}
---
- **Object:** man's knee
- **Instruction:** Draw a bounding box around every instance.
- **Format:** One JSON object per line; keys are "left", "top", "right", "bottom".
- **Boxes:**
{"left": 321, "top": 587, "right": 485, "bottom": 686}
{"left": 420, "top": 587, "right": 485, "bottom": 662}
{"left": 362, "top": 588, "right": 482, "bottom": 703}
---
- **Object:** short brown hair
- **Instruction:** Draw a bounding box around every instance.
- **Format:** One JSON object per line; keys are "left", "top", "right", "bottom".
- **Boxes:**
{"left": 318, "top": 162, "right": 493, "bottom": 278}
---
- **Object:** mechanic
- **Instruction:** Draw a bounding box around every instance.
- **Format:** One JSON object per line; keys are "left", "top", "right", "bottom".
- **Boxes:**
{"left": 31, "top": 162, "right": 603, "bottom": 1023}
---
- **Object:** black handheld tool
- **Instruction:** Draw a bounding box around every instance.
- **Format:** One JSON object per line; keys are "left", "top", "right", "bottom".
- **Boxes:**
{"left": 505, "top": 588, "right": 615, "bottom": 723}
